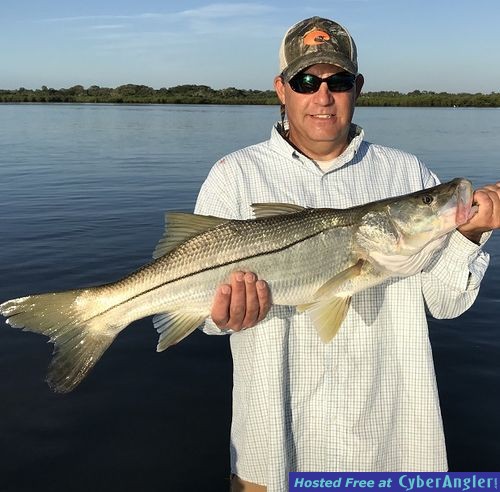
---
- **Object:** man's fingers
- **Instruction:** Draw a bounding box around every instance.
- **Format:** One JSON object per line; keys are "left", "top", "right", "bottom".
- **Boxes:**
{"left": 211, "top": 284, "right": 231, "bottom": 328}
{"left": 242, "top": 274, "right": 272, "bottom": 327}
{"left": 242, "top": 273, "right": 259, "bottom": 327}
{"left": 459, "top": 182, "right": 500, "bottom": 242}
{"left": 472, "top": 183, "right": 500, "bottom": 227}
{"left": 256, "top": 280, "right": 271, "bottom": 322}
{"left": 474, "top": 182, "right": 500, "bottom": 205}
{"left": 482, "top": 181, "right": 500, "bottom": 193}
{"left": 210, "top": 271, "right": 272, "bottom": 331}
{"left": 227, "top": 271, "right": 246, "bottom": 329}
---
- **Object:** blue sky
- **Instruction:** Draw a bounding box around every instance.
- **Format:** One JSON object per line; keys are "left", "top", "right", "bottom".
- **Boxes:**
{"left": 2, "top": 0, "right": 499, "bottom": 93}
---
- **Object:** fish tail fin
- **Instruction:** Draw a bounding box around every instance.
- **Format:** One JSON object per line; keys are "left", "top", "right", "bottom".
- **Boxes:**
{"left": 0, "top": 289, "right": 120, "bottom": 393}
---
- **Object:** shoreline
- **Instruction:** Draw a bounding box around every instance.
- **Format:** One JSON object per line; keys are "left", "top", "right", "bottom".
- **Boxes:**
{"left": 1, "top": 85, "right": 499, "bottom": 108}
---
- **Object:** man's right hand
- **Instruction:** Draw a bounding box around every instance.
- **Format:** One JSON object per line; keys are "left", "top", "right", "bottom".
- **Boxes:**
{"left": 211, "top": 271, "right": 271, "bottom": 331}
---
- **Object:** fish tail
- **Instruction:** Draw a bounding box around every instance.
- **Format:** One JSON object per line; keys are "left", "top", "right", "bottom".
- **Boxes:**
{"left": 0, "top": 289, "right": 119, "bottom": 393}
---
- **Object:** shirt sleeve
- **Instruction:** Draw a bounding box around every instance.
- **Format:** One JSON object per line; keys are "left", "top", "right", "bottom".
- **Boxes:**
{"left": 420, "top": 168, "right": 491, "bottom": 318}
{"left": 195, "top": 158, "right": 242, "bottom": 219}
{"left": 195, "top": 159, "right": 242, "bottom": 335}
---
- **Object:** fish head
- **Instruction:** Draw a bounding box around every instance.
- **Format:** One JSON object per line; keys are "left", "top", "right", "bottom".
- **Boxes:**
{"left": 356, "top": 178, "right": 475, "bottom": 257}
{"left": 387, "top": 178, "right": 475, "bottom": 253}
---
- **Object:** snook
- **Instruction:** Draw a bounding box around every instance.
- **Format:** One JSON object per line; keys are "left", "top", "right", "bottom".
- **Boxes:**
{"left": 0, "top": 178, "right": 475, "bottom": 393}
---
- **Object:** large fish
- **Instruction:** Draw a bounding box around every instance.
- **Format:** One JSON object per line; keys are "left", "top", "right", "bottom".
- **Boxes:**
{"left": 0, "top": 178, "right": 476, "bottom": 393}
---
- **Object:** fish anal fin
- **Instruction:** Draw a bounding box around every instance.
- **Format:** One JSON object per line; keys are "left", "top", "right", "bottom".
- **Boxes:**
{"left": 153, "top": 213, "right": 228, "bottom": 259}
{"left": 251, "top": 203, "right": 305, "bottom": 219}
{"left": 154, "top": 312, "right": 206, "bottom": 351}
{"left": 303, "top": 296, "right": 352, "bottom": 343}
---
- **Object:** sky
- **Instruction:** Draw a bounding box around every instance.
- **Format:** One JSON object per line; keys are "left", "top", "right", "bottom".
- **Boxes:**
{"left": 2, "top": 0, "right": 500, "bottom": 93}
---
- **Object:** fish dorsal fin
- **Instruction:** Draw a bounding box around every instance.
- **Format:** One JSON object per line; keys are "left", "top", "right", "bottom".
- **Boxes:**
{"left": 296, "top": 260, "right": 364, "bottom": 343}
{"left": 251, "top": 203, "right": 305, "bottom": 219}
{"left": 153, "top": 212, "right": 228, "bottom": 259}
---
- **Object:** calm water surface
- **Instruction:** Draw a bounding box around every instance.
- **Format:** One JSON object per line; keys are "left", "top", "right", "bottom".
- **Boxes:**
{"left": 0, "top": 104, "right": 499, "bottom": 491}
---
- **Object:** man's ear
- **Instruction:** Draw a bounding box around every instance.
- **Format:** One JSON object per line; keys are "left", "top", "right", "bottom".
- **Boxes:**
{"left": 355, "top": 74, "right": 364, "bottom": 99}
{"left": 274, "top": 76, "right": 286, "bottom": 105}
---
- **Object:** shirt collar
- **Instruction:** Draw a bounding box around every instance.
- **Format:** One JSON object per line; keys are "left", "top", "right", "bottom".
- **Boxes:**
{"left": 269, "top": 123, "right": 364, "bottom": 172}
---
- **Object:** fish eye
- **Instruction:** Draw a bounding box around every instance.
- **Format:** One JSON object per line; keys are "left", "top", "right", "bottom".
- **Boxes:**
{"left": 422, "top": 195, "right": 434, "bottom": 205}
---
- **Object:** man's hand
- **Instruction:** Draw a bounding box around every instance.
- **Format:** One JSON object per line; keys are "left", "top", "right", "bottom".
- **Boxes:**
{"left": 211, "top": 271, "right": 271, "bottom": 331}
{"left": 458, "top": 182, "right": 500, "bottom": 243}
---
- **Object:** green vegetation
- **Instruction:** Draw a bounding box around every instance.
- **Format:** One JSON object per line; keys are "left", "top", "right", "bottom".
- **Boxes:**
{"left": 1, "top": 85, "right": 499, "bottom": 107}
{"left": 358, "top": 90, "right": 500, "bottom": 108}
{"left": 0, "top": 84, "right": 277, "bottom": 105}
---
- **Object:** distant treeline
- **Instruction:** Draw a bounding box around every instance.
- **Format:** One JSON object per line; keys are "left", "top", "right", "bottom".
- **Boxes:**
{"left": 0, "top": 85, "right": 277, "bottom": 105}
{"left": 1, "top": 84, "right": 499, "bottom": 107}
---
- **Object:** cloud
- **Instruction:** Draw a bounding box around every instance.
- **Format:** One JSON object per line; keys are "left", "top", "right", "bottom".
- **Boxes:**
{"left": 179, "top": 3, "right": 278, "bottom": 19}
{"left": 175, "top": 3, "right": 279, "bottom": 36}
{"left": 88, "top": 24, "right": 128, "bottom": 30}
{"left": 40, "top": 4, "right": 277, "bottom": 24}
{"left": 40, "top": 15, "right": 126, "bottom": 23}
{"left": 37, "top": 3, "right": 282, "bottom": 57}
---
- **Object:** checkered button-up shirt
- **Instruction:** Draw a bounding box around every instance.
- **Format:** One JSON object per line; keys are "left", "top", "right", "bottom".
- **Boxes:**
{"left": 195, "top": 124, "right": 490, "bottom": 491}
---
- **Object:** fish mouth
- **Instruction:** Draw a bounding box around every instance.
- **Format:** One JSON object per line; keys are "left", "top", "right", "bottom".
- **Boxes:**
{"left": 454, "top": 179, "right": 475, "bottom": 226}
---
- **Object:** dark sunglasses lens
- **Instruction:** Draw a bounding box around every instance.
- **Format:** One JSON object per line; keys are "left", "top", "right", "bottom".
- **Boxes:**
{"left": 289, "top": 73, "right": 320, "bottom": 93}
{"left": 327, "top": 74, "right": 356, "bottom": 92}
{"left": 289, "top": 73, "right": 356, "bottom": 93}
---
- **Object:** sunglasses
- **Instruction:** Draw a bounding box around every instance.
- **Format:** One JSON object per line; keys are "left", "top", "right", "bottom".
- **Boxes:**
{"left": 288, "top": 72, "right": 357, "bottom": 94}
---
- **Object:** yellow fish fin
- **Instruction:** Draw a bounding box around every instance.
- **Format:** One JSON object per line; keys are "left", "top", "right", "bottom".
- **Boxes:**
{"left": 251, "top": 203, "right": 305, "bottom": 219}
{"left": 301, "top": 296, "right": 352, "bottom": 343}
{"left": 153, "top": 312, "right": 206, "bottom": 351}
{"left": 153, "top": 213, "right": 228, "bottom": 259}
{"left": 296, "top": 260, "right": 364, "bottom": 342}
{"left": 313, "top": 259, "right": 364, "bottom": 300}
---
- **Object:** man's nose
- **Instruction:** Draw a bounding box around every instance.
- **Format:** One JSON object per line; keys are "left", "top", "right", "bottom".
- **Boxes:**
{"left": 314, "top": 81, "right": 335, "bottom": 104}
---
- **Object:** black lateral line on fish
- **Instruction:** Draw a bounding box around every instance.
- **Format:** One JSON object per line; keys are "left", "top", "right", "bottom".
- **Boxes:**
{"left": 81, "top": 224, "right": 348, "bottom": 322}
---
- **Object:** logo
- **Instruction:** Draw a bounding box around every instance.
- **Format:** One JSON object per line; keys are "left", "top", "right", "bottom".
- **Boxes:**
{"left": 303, "top": 30, "right": 330, "bottom": 46}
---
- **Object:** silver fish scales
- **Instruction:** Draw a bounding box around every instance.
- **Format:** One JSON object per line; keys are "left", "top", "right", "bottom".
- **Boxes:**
{"left": 0, "top": 178, "right": 475, "bottom": 392}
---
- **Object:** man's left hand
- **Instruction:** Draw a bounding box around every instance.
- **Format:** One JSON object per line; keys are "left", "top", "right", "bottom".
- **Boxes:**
{"left": 458, "top": 181, "right": 500, "bottom": 243}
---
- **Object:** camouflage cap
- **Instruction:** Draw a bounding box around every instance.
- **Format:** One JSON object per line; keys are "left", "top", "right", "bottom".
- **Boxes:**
{"left": 279, "top": 17, "right": 358, "bottom": 82}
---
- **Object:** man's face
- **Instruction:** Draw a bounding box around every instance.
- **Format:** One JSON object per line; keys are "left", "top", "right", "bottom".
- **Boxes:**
{"left": 274, "top": 63, "right": 364, "bottom": 160}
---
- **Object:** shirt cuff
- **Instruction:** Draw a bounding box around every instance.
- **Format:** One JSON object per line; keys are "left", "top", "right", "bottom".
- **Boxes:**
{"left": 199, "top": 317, "right": 233, "bottom": 335}
{"left": 425, "top": 230, "right": 491, "bottom": 291}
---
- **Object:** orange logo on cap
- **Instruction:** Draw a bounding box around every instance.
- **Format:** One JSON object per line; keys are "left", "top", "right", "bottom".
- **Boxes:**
{"left": 303, "top": 30, "right": 330, "bottom": 46}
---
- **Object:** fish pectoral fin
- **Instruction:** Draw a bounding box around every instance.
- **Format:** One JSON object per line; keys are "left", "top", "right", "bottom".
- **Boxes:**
{"left": 153, "top": 213, "right": 229, "bottom": 259}
{"left": 251, "top": 203, "right": 305, "bottom": 219}
{"left": 312, "top": 260, "right": 364, "bottom": 300}
{"left": 296, "top": 261, "right": 362, "bottom": 342}
{"left": 153, "top": 312, "right": 206, "bottom": 351}
{"left": 299, "top": 296, "right": 352, "bottom": 343}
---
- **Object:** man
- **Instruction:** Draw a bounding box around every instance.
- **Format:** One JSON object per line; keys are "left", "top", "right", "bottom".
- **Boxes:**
{"left": 195, "top": 16, "right": 500, "bottom": 492}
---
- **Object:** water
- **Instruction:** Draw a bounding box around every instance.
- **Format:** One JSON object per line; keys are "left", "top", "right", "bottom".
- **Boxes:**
{"left": 0, "top": 104, "right": 499, "bottom": 490}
